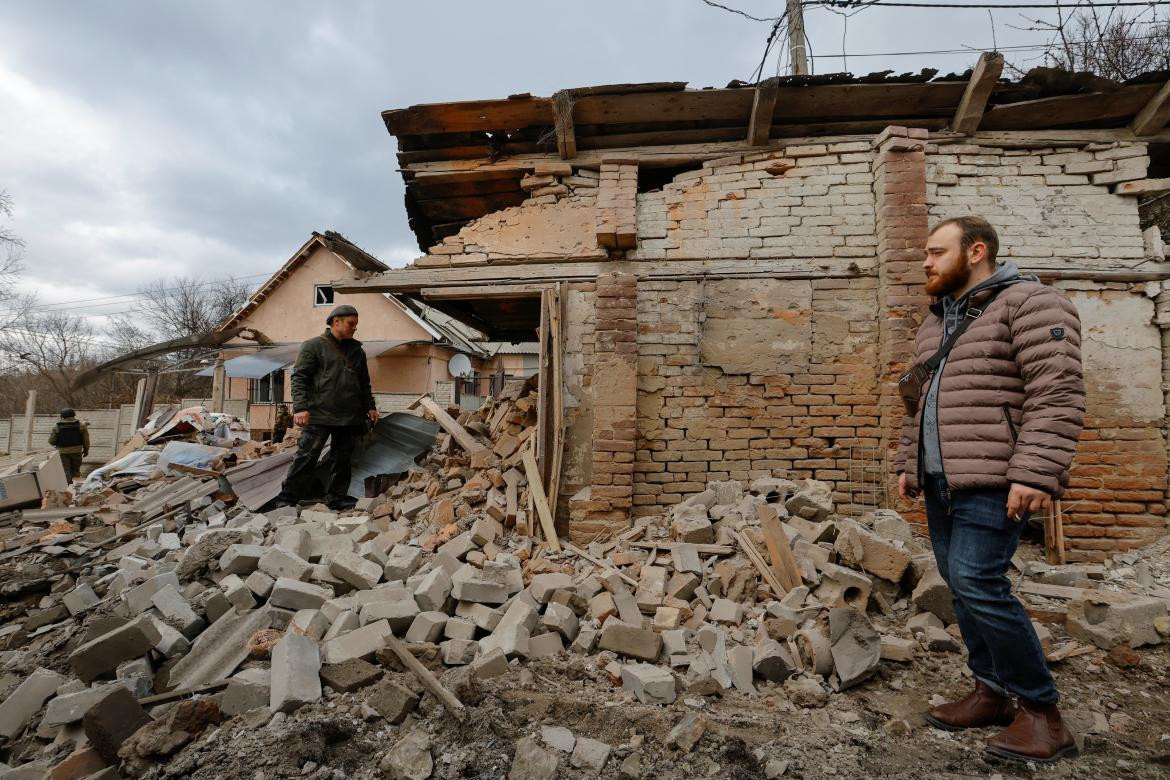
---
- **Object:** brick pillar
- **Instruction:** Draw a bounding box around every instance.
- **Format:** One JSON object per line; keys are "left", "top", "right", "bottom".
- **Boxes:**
{"left": 872, "top": 126, "right": 930, "bottom": 517}
{"left": 569, "top": 272, "right": 638, "bottom": 542}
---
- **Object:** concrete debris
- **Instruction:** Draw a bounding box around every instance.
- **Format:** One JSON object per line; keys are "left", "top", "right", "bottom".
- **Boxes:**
{"left": 1, "top": 394, "right": 1167, "bottom": 779}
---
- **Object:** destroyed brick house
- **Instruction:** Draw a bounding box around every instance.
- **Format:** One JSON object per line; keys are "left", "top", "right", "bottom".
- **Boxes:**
{"left": 333, "top": 56, "right": 1170, "bottom": 563}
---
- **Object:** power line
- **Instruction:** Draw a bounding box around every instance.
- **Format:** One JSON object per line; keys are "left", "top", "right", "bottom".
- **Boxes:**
{"left": 806, "top": 31, "right": 1170, "bottom": 56}
{"left": 1, "top": 272, "right": 270, "bottom": 315}
{"left": 700, "top": 0, "right": 786, "bottom": 20}
{"left": 810, "top": 0, "right": 1170, "bottom": 7}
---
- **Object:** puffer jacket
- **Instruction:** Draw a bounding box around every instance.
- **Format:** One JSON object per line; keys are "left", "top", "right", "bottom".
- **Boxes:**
{"left": 290, "top": 331, "right": 376, "bottom": 427}
{"left": 895, "top": 279, "right": 1085, "bottom": 496}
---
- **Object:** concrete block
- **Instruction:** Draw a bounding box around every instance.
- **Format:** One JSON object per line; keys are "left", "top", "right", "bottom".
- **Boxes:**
{"left": 80, "top": 686, "right": 151, "bottom": 764}
{"left": 455, "top": 601, "right": 502, "bottom": 631}
{"left": 911, "top": 567, "right": 955, "bottom": 624}
{"left": 497, "top": 598, "right": 541, "bottom": 634}
{"left": 530, "top": 573, "right": 573, "bottom": 604}
{"left": 753, "top": 639, "right": 796, "bottom": 682}
{"left": 69, "top": 616, "right": 162, "bottom": 683}
{"left": 599, "top": 619, "right": 663, "bottom": 662}
{"left": 665, "top": 712, "right": 707, "bottom": 753}
{"left": 710, "top": 598, "right": 744, "bottom": 625}
{"left": 365, "top": 678, "right": 419, "bottom": 724}
{"left": 322, "top": 609, "right": 360, "bottom": 642}
{"left": 444, "top": 617, "right": 477, "bottom": 641}
{"left": 906, "top": 611, "right": 943, "bottom": 636}
{"left": 116, "top": 658, "right": 154, "bottom": 699}
{"left": 270, "top": 633, "right": 322, "bottom": 713}
{"left": 672, "top": 513, "right": 715, "bottom": 544}
{"left": 570, "top": 736, "right": 611, "bottom": 772}
{"left": 242, "top": 570, "right": 274, "bottom": 599}
{"left": 146, "top": 614, "right": 191, "bottom": 658}
{"left": 470, "top": 647, "right": 510, "bottom": 679}
{"left": 383, "top": 544, "right": 423, "bottom": 581}
{"left": 218, "top": 543, "right": 267, "bottom": 575}
{"left": 829, "top": 607, "right": 880, "bottom": 690}
{"left": 201, "top": 587, "right": 233, "bottom": 623}
{"left": 666, "top": 572, "right": 701, "bottom": 601}
{"left": 274, "top": 526, "right": 312, "bottom": 559}
{"left": 319, "top": 658, "right": 382, "bottom": 692}
{"left": 1067, "top": 594, "right": 1167, "bottom": 650}
{"left": 570, "top": 627, "right": 599, "bottom": 655}
{"left": 441, "top": 638, "right": 479, "bottom": 665}
{"left": 511, "top": 735, "right": 559, "bottom": 780}
{"left": 43, "top": 683, "right": 125, "bottom": 727}
{"left": 360, "top": 597, "right": 419, "bottom": 634}
{"left": 258, "top": 548, "right": 314, "bottom": 581}
{"left": 405, "top": 611, "right": 448, "bottom": 643}
{"left": 321, "top": 619, "right": 393, "bottom": 664}
{"left": 621, "top": 662, "right": 677, "bottom": 704}
{"left": 220, "top": 573, "right": 257, "bottom": 611}
{"left": 166, "top": 607, "right": 273, "bottom": 690}
{"left": 541, "top": 725, "right": 575, "bottom": 753}
{"left": 815, "top": 562, "right": 873, "bottom": 611}
{"left": 880, "top": 635, "right": 916, "bottom": 662}
{"left": 290, "top": 609, "right": 330, "bottom": 641}
{"left": 539, "top": 602, "right": 579, "bottom": 642}
{"left": 479, "top": 624, "right": 530, "bottom": 659}
{"left": 221, "top": 678, "right": 270, "bottom": 716}
{"left": 611, "top": 588, "right": 643, "bottom": 626}
{"left": 923, "top": 625, "right": 961, "bottom": 652}
{"left": 63, "top": 584, "right": 100, "bottom": 616}
{"left": 413, "top": 568, "right": 452, "bottom": 612}
{"left": 122, "top": 572, "right": 180, "bottom": 615}
{"left": 150, "top": 585, "right": 206, "bottom": 639}
{"left": 470, "top": 516, "right": 502, "bottom": 546}
{"left": 527, "top": 632, "right": 565, "bottom": 659}
{"left": 330, "top": 551, "right": 383, "bottom": 590}
{"left": 0, "top": 668, "right": 66, "bottom": 739}
{"left": 834, "top": 522, "right": 912, "bottom": 582}
{"left": 268, "top": 578, "right": 332, "bottom": 610}
{"left": 437, "top": 531, "right": 478, "bottom": 561}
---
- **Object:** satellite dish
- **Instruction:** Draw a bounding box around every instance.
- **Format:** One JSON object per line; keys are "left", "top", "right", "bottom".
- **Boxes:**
{"left": 447, "top": 353, "right": 474, "bottom": 379}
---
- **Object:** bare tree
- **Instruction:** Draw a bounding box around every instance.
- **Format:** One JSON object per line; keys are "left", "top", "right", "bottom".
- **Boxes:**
{"left": 110, "top": 275, "right": 252, "bottom": 399}
{"left": 0, "top": 311, "right": 98, "bottom": 410}
{"left": 0, "top": 189, "right": 32, "bottom": 329}
{"left": 1010, "top": 7, "right": 1170, "bottom": 81}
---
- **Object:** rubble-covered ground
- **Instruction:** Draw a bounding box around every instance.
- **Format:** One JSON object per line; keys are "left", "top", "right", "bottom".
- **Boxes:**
{"left": 1, "top": 386, "right": 1168, "bottom": 780}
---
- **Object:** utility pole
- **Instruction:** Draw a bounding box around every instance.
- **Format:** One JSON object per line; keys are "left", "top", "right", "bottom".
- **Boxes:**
{"left": 786, "top": 0, "right": 809, "bottom": 75}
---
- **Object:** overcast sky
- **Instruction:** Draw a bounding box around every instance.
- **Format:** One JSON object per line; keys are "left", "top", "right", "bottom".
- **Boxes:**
{"left": 0, "top": 1, "right": 1075, "bottom": 345}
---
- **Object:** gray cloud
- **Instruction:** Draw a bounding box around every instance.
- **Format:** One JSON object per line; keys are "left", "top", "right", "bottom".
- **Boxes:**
{"left": 0, "top": 0, "right": 1066, "bottom": 335}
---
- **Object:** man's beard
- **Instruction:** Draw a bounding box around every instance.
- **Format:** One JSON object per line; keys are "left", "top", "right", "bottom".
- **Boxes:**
{"left": 925, "top": 259, "right": 971, "bottom": 297}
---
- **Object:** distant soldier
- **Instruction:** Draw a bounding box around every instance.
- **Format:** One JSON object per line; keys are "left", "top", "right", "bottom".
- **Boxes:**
{"left": 49, "top": 408, "right": 89, "bottom": 482}
{"left": 272, "top": 403, "right": 292, "bottom": 443}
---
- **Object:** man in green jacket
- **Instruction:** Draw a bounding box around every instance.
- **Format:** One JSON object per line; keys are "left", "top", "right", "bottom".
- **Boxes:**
{"left": 273, "top": 304, "right": 378, "bottom": 510}
{"left": 49, "top": 408, "right": 89, "bottom": 482}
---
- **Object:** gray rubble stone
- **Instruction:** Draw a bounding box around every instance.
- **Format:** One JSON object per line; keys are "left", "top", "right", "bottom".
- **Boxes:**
{"left": 268, "top": 578, "right": 332, "bottom": 610}
{"left": 413, "top": 568, "right": 452, "bottom": 612}
{"left": 290, "top": 609, "right": 330, "bottom": 641}
{"left": 539, "top": 602, "right": 579, "bottom": 642}
{"left": 43, "top": 683, "right": 125, "bottom": 727}
{"left": 383, "top": 544, "right": 423, "bottom": 582}
{"left": 570, "top": 736, "right": 612, "bottom": 772}
{"left": 1067, "top": 595, "right": 1167, "bottom": 649}
{"left": 405, "top": 611, "right": 448, "bottom": 643}
{"left": 527, "top": 632, "right": 565, "bottom": 659}
{"left": 440, "top": 638, "right": 479, "bottom": 666}
{"left": 444, "top": 617, "right": 477, "bottom": 641}
{"left": 82, "top": 685, "right": 152, "bottom": 764}
{"left": 245, "top": 570, "right": 275, "bottom": 598}
{"left": 829, "top": 608, "right": 880, "bottom": 690}
{"left": 218, "top": 543, "right": 267, "bottom": 575}
{"left": 599, "top": 619, "right": 662, "bottom": 662}
{"left": 258, "top": 547, "right": 314, "bottom": 581}
{"left": 319, "top": 658, "right": 382, "bottom": 692}
{"left": 0, "top": 668, "right": 66, "bottom": 739}
{"left": 380, "top": 728, "right": 432, "bottom": 780}
{"left": 911, "top": 567, "right": 956, "bottom": 624}
{"left": 365, "top": 678, "right": 420, "bottom": 724}
{"left": 321, "top": 619, "right": 393, "bottom": 664}
{"left": 69, "top": 615, "right": 162, "bottom": 683}
{"left": 150, "top": 584, "right": 206, "bottom": 638}
{"left": 220, "top": 573, "right": 257, "bottom": 610}
{"left": 360, "top": 597, "right": 419, "bottom": 634}
{"left": 666, "top": 712, "right": 706, "bottom": 753}
{"left": 63, "top": 584, "right": 100, "bottom": 616}
{"left": 270, "top": 633, "right": 322, "bottom": 713}
{"left": 753, "top": 639, "right": 797, "bottom": 682}
{"left": 470, "top": 647, "right": 510, "bottom": 679}
{"left": 541, "top": 725, "right": 576, "bottom": 753}
{"left": 330, "top": 551, "right": 383, "bottom": 590}
{"left": 621, "top": 663, "right": 677, "bottom": 704}
{"left": 511, "top": 735, "right": 559, "bottom": 780}
{"left": 530, "top": 573, "right": 573, "bottom": 603}
{"left": 122, "top": 571, "right": 180, "bottom": 615}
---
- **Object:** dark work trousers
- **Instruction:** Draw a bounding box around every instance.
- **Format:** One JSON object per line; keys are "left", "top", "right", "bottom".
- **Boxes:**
{"left": 277, "top": 424, "right": 363, "bottom": 503}
{"left": 923, "top": 475, "right": 1059, "bottom": 704}
{"left": 59, "top": 452, "right": 83, "bottom": 482}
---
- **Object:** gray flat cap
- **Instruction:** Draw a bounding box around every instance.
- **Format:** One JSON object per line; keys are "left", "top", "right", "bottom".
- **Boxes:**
{"left": 326, "top": 304, "right": 359, "bottom": 324}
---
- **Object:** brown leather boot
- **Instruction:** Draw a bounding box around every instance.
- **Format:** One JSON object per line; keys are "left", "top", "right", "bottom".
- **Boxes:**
{"left": 985, "top": 699, "right": 1078, "bottom": 764}
{"left": 924, "top": 681, "right": 1016, "bottom": 731}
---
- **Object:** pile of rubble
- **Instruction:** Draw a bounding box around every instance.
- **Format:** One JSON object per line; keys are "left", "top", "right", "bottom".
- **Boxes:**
{"left": 1, "top": 387, "right": 1169, "bottom": 779}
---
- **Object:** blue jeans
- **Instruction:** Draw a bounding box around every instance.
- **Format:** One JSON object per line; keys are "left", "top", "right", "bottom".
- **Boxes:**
{"left": 923, "top": 476, "right": 1058, "bottom": 704}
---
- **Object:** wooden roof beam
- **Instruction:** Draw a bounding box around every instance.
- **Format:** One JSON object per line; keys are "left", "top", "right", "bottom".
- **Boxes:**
{"left": 1131, "top": 79, "right": 1170, "bottom": 136}
{"left": 552, "top": 90, "right": 577, "bottom": 159}
{"left": 747, "top": 77, "right": 780, "bottom": 146}
{"left": 951, "top": 52, "right": 1004, "bottom": 135}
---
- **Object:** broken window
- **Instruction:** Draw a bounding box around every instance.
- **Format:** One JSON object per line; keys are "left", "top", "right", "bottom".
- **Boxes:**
{"left": 314, "top": 285, "right": 334, "bottom": 306}
{"left": 250, "top": 369, "right": 285, "bottom": 404}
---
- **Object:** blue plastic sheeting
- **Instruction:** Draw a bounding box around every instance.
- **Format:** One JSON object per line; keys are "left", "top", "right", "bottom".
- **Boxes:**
{"left": 347, "top": 412, "right": 440, "bottom": 497}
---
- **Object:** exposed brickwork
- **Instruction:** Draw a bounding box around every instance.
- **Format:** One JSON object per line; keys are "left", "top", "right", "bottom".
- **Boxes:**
{"left": 596, "top": 164, "right": 638, "bottom": 249}
{"left": 871, "top": 127, "right": 931, "bottom": 523}
{"left": 569, "top": 272, "right": 638, "bottom": 541}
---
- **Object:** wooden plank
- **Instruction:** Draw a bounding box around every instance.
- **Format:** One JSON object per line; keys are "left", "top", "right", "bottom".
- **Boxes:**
{"left": 758, "top": 505, "right": 802, "bottom": 591}
{"left": 980, "top": 84, "right": 1159, "bottom": 131}
{"left": 1017, "top": 581, "right": 1095, "bottom": 600}
{"left": 536, "top": 289, "right": 553, "bottom": 489}
{"left": 1054, "top": 499, "right": 1067, "bottom": 566}
{"left": 951, "top": 53, "right": 1004, "bottom": 134}
{"left": 382, "top": 96, "right": 553, "bottom": 135}
{"left": 521, "top": 444, "right": 561, "bottom": 552}
{"left": 552, "top": 91, "right": 577, "bottom": 159}
{"left": 734, "top": 530, "right": 787, "bottom": 598}
{"left": 1131, "top": 79, "right": 1170, "bottom": 136}
{"left": 547, "top": 284, "right": 565, "bottom": 518}
{"left": 573, "top": 89, "right": 753, "bottom": 126}
{"left": 562, "top": 541, "right": 639, "bottom": 587}
{"left": 383, "top": 633, "right": 466, "bottom": 721}
{"left": 748, "top": 78, "right": 780, "bottom": 146}
{"left": 418, "top": 396, "right": 485, "bottom": 454}
{"left": 420, "top": 285, "right": 548, "bottom": 301}
{"left": 629, "top": 541, "right": 734, "bottom": 555}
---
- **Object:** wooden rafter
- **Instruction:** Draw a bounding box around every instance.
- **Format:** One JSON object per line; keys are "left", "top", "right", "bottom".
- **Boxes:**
{"left": 552, "top": 90, "right": 577, "bottom": 159}
{"left": 747, "top": 77, "right": 780, "bottom": 146}
{"left": 951, "top": 52, "right": 1004, "bottom": 135}
{"left": 1131, "top": 79, "right": 1170, "bottom": 136}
